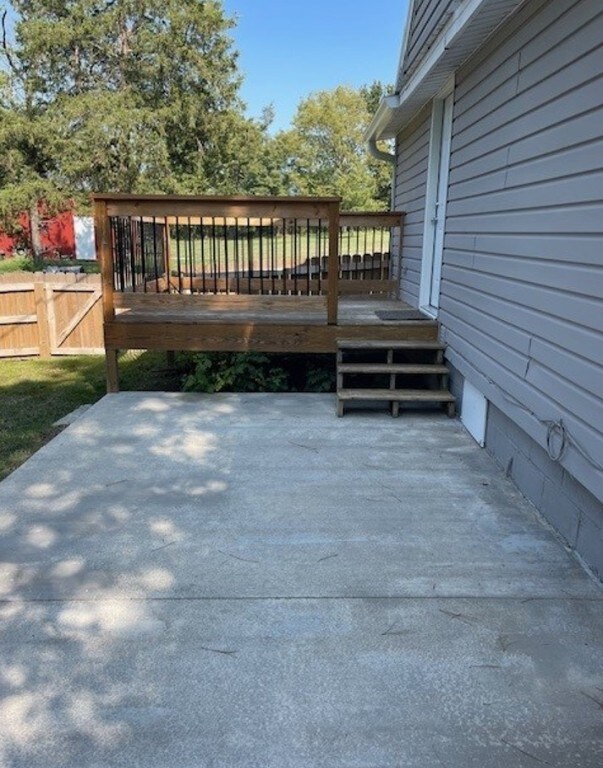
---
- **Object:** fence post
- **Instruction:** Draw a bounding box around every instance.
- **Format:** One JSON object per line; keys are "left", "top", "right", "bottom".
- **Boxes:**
{"left": 327, "top": 200, "right": 340, "bottom": 325}
{"left": 33, "top": 279, "right": 51, "bottom": 358}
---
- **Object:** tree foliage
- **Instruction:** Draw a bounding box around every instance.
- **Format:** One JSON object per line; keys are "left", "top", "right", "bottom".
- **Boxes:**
{"left": 276, "top": 82, "right": 392, "bottom": 210}
{"left": 0, "top": 0, "right": 271, "bottom": 249}
{"left": 0, "top": 1, "right": 393, "bottom": 253}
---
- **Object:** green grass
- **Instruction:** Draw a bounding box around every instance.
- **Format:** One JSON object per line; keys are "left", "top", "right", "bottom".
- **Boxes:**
{"left": 0, "top": 352, "right": 185, "bottom": 481}
{"left": 0, "top": 256, "right": 100, "bottom": 274}
{"left": 167, "top": 230, "right": 390, "bottom": 274}
{"left": 0, "top": 256, "right": 34, "bottom": 273}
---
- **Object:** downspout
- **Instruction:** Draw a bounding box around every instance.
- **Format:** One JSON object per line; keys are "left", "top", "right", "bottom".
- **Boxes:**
{"left": 365, "top": 94, "right": 399, "bottom": 166}
{"left": 365, "top": 94, "right": 401, "bottom": 277}
{"left": 365, "top": 95, "right": 400, "bottom": 206}
{"left": 367, "top": 136, "right": 395, "bottom": 166}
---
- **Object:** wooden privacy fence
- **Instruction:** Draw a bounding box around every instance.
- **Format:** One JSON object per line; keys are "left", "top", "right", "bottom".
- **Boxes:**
{"left": 0, "top": 272, "right": 103, "bottom": 358}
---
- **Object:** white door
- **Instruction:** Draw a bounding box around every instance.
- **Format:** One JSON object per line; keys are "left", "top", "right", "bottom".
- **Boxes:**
{"left": 420, "top": 90, "right": 454, "bottom": 316}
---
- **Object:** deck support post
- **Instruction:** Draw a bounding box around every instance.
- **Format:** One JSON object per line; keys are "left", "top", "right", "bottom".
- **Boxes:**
{"left": 327, "top": 201, "right": 340, "bottom": 325}
{"left": 106, "top": 348, "right": 119, "bottom": 393}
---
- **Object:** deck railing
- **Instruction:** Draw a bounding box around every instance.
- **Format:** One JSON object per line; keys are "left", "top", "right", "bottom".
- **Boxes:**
{"left": 94, "top": 195, "right": 404, "bottom": 326}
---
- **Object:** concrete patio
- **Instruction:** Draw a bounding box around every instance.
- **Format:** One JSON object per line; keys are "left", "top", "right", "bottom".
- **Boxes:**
{"left": 0, "top": 393, "right": 601, "bottom": 767}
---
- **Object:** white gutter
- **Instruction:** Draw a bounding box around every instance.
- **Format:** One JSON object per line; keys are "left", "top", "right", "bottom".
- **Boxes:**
{"left": 366, "top": 95, "right": 399, "bottom": 164}
{"left": 366, "top": 0, "right": 525, "bottom": 145}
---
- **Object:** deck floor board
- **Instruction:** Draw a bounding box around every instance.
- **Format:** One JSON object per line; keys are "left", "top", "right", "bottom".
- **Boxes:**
{"left": 114, "top": 297, "right": 426, "bottom": 327}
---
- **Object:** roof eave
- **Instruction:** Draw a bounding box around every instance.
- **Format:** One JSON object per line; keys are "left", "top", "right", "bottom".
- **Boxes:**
{"left": 367, "top": 0, "right": 526, "bottom": 142}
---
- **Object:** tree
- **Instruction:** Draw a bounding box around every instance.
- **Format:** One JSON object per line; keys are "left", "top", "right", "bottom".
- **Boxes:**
{"left": 276, "top": 84, "right": 392, "bottom": 210}
{"left": 360, "top": 80, "right": 395, "bottom": 207}
{"left": 0, "top": 0, "right": 268, "bottom": 253}
{"left": 0, "top": 65, "right": 68, "bottom": 255}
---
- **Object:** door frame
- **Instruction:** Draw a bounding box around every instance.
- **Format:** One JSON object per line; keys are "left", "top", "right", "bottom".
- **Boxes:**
{"left": 419, "top": 76, "right": 455, "bottom": 318}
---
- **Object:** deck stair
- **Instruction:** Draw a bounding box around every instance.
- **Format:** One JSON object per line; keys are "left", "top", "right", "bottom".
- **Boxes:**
{"left": 336, "top": 339, "right": 456, "bottom": 418}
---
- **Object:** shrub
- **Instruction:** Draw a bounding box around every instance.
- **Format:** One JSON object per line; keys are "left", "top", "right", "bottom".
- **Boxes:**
{"left": 182, "top": 352, "right": 289, "bottom": 393}
{"left": 180, "top": 352, "right": 335, "bottom": 393}
{"left": 0, "top": 256, "right": 34, "bottom": 273}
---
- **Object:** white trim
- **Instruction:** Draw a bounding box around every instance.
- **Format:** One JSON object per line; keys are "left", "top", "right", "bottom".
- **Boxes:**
{"left": 461, "top": 379, "right": 489, "bottom": 446}
{"left": 364, "top": 94, "right": 400, "bottom": 145}
{"left": 396, "top": 0, "right": 417, "bottom": 85}
{"left": 397, "top": 0, "right": 484, "bottom": 108}
{"left": 419, "top": 78, "right": 454, "bottom": 317}
{"left": 365, "top": 0, "right": 523, "bottom": 142}
{"left": 419, "top": 104, "right": 443, "bottom": 316}
{"left": 429, "top": 90, "right": 454, "bottom": 308}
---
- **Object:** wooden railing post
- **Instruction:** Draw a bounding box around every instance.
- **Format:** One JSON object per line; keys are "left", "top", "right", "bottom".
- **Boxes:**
{"left": 95, "top": 200, "right": 114, "bottom": 323}
{"left": 94, "top": 198, "right": 119, "bottom": 392}
{"left": 327, "top": 200, "right": 340, "bottom": 325}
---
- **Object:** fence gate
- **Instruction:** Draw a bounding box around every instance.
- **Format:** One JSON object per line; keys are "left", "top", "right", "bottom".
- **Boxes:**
{"left": 0, "top": 272, "right": 104, "bottom": 357}
{"left": 45, "top": 279, "right": 103, "bottom": 355}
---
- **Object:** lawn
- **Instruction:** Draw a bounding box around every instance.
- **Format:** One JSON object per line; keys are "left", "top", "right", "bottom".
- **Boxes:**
{"left": 0, "top": 256, "right": 100, "bottom": 274}
{"left": 0, "top": 352, "right": 184, "bottom": 481}
{"left": 166, "top": 229, "right": 390, "bottom": 275}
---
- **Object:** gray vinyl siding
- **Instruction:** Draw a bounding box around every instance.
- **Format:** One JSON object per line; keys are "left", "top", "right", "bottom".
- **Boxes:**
{"left": 440, "top": 0, "right": 603, "bottom": 503}
{"left": 393, "top": 106, "right": 432, "bottom": 304}
{"left": 399, "top": 0, "right": 456, "bottom": 84}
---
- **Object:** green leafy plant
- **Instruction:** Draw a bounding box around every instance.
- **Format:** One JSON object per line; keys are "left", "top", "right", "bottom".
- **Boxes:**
{"left": 180, "top": 352, "right": 336, "bottom": 393}
{"left": 305, "top": 362, "right": 335, "bottom": 392}
{"left": 182, "top": 352, "right": 289, "bottom": 393}
{"left": 0, "top": 255, "right": 34, "bottom": 273}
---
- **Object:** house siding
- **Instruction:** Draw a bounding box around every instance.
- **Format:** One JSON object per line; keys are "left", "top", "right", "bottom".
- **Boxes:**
{"left": 439, "top": 0, "right": 603, "bottom": 514}
{"left": 393, "top": 105, "right": 432, "bottom": 304}
{"left": 399, "top": 0, "right": 457, "bottom": 85}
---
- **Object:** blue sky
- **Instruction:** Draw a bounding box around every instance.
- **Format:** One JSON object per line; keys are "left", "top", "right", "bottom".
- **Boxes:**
{"left": 223, "top": 0, "right": 409, "bottom": 132}
{"left": 2, "top": 1, "right": 408, "bottom": 132}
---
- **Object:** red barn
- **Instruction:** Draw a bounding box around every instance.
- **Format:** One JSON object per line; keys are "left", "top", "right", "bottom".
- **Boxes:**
{"left": 0, "top": 210, "right": 76, "bottom": 258}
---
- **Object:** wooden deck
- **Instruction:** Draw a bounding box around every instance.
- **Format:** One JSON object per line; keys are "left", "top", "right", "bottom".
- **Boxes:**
{"left": 105, "top": 296, "right": 438, "bottom": 355}
{"left": 93, "top": 194, "right": 439, "bottom": 392}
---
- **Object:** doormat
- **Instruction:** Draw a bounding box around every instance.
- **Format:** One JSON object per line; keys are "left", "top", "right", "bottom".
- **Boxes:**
{"left": 375, "top": 309, "right": 430, "bottom": 321}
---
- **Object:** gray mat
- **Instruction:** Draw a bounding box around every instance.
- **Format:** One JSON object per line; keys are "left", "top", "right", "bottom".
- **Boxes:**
{"left": 375, "top": 309, "right": 430, "bottom": 321}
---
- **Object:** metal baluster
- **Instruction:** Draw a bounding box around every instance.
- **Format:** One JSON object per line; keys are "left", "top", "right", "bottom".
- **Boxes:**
{"left": 211, "top": 218, "right": 218, "bottom": 294}
{"left": 223, "top": 218, "right": 229, "bottom": 294}
{"left": 185, "top": 217, "right": 192, "bottom": 294}
{"left": 270, "top": 218, "right": 275, "bottom": 294}
{"left": 200, "top": 219, "right": 206, "bottom": 294}
{"left": 306, "top": 219, "right": 311, "bottom": 295}
{"left": 282, "top": 218, "right": 287, "bottom": 294}
{"left": 292, "top": 219, "right": 297, "bottom": 295}
{"left": 247, "top": 218, "right": 253, "bottom": 294}
{"left": 234, "top": 220, "right": 240, "bottom": 294}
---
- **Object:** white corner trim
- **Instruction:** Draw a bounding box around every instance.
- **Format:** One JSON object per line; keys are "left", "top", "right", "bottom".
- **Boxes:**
{"left": 419, "top": 100, "right": 444, "bottom": 312}
{"left": 419, "top": 81, "right": 454, "bottom": 315}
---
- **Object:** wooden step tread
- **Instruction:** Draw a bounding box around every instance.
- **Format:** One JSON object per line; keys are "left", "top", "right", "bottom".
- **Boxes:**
{"left": 338, "top": 363, "right": 449, "bottom": 374}
{"left": 337, "top": 339, "right": 445, "bottom": 350}
{"left": 338, "top": 388, "right": 455, "bottom": 402}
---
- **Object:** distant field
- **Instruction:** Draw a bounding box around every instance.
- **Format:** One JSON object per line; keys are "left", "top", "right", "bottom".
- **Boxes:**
{"left": 166, "top": 229, "right": 391, "bottom": 275}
